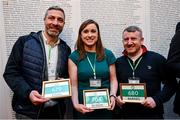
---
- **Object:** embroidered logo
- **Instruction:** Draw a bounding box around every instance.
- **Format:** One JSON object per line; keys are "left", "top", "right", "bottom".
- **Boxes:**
{"left": 147, "top": 65, "right": 152, "bottom": 70}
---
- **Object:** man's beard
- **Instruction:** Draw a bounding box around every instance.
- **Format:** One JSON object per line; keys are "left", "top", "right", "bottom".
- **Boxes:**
{"left": 47, "top": 25, "right": 63, "bottom": 37}
{"left": 47, "top": 30, "right": 61, "bottom": 38}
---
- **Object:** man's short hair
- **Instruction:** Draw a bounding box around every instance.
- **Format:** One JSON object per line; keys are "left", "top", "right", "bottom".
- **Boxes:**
{"left": 44, "top": 6, "right": 65, "bottom": 20}
{"left": 123, "top": 26, "right": 143, "bottom": 37}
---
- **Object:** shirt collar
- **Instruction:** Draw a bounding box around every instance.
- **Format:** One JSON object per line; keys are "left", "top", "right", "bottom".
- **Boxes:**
{"left": 42, "top": 31, "right": 60, "bottom": 47}
{"left": 122, "top": 45, "right": 148, "bottom": 57}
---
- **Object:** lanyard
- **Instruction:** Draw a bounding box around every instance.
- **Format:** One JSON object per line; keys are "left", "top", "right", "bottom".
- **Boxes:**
{"left": 86, "top": 53, "right": 96, "bottom": 79}
{"left": 48, "top": 45, "right": 52, "bottom": 64}
{"left": 127, "top": 56, "right": 143, "bottom": 78}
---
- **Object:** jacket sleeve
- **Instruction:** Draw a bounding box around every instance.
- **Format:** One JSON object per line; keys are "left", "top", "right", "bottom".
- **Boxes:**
{"left": 152, "top": 83, "right": 177, "bottom": 107}
{"left": 3, "top": 36, "right": 33, "bottom": 100}
{"left": 152, "top": 57, "right": 177, "bottom": 106}
{"left": 167, "top": 31, "right": 180, "bottom": 78}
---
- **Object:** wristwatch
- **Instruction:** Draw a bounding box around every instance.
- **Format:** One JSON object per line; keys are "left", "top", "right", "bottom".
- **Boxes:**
{"left": 110, "top": 94, "right": 116, "bottom": 99}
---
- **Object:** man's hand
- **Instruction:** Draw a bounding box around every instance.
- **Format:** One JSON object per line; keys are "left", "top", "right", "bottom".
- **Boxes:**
{"left": 141, "top": 97, "right": 156, "bottom": 108}
{"left": 116, "top": 96, "right": 125, "bottom": 107}
{"left": 29, "top": 90, "right": 49, "bottom": 105}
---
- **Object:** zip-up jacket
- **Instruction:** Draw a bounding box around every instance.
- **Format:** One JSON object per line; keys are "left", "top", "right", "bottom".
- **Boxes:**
{"left": 3, "top": 31, "right": 71, "bottom": 118}
{"left": 116, "top": 46, "right": 176, "bottom": 118}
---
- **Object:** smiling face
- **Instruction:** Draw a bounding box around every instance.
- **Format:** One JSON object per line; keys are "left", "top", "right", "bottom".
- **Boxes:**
{"left": 44, "top": 9, "right": 65, "bottom": 38}
{"left": 122, "top": 31, "right": 144, "bottom": 57}
{"left": 81, "top": 23, "right": 98, "bottom": 51}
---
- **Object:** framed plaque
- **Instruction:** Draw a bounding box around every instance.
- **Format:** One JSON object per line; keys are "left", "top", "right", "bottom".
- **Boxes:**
{"left": 120, "top": 83, "right": 147, "bottom": 103}
{"left": 42, "top": 78, "right": 71, "bottom": 99}
{"left": 83, "top": 89, "right": 110, "bottom": 109}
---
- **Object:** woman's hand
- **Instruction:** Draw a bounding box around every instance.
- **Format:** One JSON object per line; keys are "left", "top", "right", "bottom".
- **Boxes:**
{"left": 108, "top": 95, "right": 116, "bottom": 110}
{"left": 74, "top": 103, "right": 94, "bottom": 114}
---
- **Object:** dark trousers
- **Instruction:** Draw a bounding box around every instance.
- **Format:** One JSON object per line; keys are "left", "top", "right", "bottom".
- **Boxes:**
{"left": 38, "top": 102, "right": 65, "bottom": 119}
{"left": 16, "top": 99, "right": 72, "bottom": 119}
{"left": 15, "top": 113, "right": 32, "bottom": 119}
{"left": 73, "top": 108, "right": 112, "bottom": 119}
{"left": 113, "top": 105, "right": 164, "bottom": 119}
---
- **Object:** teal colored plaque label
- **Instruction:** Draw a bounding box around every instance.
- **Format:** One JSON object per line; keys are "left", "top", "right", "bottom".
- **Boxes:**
{"left": 84, "top": 89, "right": 110, "bottom": 109}
{"left": 44, "top": 80, "right": 70, "bottom": 98}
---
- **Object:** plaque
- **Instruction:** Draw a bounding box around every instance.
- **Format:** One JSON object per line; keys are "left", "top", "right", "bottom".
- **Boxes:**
{"left": 42, "top": 78, "right": 71, "bottom": 99}
{"left": 120, "top": 83, "right": 147, "bottom": 103}
{"left": 83, "top": 89, "right": 110, "bottom": 109}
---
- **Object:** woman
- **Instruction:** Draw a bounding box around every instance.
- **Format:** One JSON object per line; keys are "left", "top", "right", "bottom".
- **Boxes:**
{"left": 68, "top": 19, "right": 118, "bottom": 119}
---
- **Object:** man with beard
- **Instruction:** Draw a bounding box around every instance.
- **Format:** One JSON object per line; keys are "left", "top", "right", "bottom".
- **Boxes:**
{"left": 3, "top": 6, "right": 71, "bottom": 119}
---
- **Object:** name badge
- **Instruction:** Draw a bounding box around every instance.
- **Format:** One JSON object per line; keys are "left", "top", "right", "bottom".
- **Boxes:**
{"left": 89, "top": 78, "right": 101, "bottom": 87}
{"left": 128, "top": 77, "right": 140, "bottom": 84}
